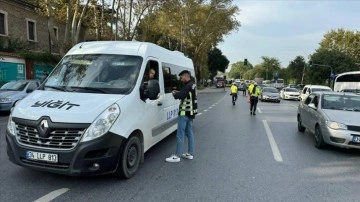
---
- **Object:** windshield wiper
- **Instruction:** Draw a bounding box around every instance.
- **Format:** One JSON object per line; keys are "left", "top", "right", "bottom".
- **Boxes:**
{"left": 44, "top": 85, "right": 67, "bottom": 92}
{"left": 69, "top": 86, "right": 108, "bottom": 94}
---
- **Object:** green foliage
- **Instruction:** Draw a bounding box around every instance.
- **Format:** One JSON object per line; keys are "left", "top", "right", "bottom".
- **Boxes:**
{"left": 228, "top": 61, "right": 252, "bottom": 79}
{"left": 19, "top": 51, "right": 62, "bottom": 65}
{"left": 308, "top": 49, "right": 358, "bottom": 85}
{"left": 0, "top": 37, "right": 30, "bottom": 52}
{"left": 319, "top": 28, "right": 360, "bottom": 63}
{"left": 207, "top": 47, "right": 229, "bottom": 77}
{"left": 287, "top": 56, "right": 306, "bottom": 84}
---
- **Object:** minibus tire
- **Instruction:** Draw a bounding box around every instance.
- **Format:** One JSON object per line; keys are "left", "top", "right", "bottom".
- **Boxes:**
{"left": 116, "top": 136, "right": 141, "bottom": 179}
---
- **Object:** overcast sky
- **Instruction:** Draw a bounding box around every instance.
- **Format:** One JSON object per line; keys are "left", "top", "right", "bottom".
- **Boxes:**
{"left": 218, "top": 0, "right": 360, "bottom": 70}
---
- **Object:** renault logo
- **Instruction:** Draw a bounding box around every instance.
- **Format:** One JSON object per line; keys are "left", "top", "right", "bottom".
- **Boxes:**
{"left": 37, "top": 119, "right": 50, "bottom": 138}
{"left": 40, "top": 120, "right": 49, "bottom": 131}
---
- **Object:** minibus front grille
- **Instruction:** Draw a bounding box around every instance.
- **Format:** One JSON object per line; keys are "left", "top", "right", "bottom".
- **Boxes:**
{"left": 15, "top": 123, "right": 85, "bottom": 150}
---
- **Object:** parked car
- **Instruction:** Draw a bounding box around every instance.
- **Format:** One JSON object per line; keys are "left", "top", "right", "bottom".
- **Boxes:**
{"left": 260, "top": 87, "right": 280, "bottom": 103}
{"left": 0, "top": 80, "right": 40, "bottom": 112}
{"left": 280, "top": 87, "right": 300, "bottom": 100}
{"left": 297, "top": 92, "right": 360, "bottom": 149}
{"left": 300, "top": 85, "right": 332, "bottom": 101}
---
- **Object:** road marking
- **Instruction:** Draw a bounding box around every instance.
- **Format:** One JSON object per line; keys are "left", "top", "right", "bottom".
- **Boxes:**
{"left": 257, "top": 108, "right": 262, "bottom": 113}
{"left": 197, "top": 112, "right": 202, "bottom": 116}
{"left": 212, "top": 104, "right": 216, "bottom": 107}
{"left": 34, "top": 188, "right": 69, "bottom": 202}
{"left": 209, "top": 106, "right": 213, "bottom": 109}
{"left": 262, "top": 120, "right": 283, "bottom": 162}
{"left": 204, "top": 109, "right": 208, "bottom": 112}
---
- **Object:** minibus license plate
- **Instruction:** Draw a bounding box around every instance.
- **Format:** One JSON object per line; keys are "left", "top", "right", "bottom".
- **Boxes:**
{"left": 26, "top": 151, "right": 58, "bottom": 163}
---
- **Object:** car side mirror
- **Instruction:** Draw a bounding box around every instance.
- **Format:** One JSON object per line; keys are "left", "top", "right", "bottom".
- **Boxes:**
{"left": 26, "top": 89, "right": 34, "bottom": 93}
{"left": 308, "top": 103, "right": 317, "bottom": 110}
{"left": 148, "top": 79, "right": 160, "bottom": 100}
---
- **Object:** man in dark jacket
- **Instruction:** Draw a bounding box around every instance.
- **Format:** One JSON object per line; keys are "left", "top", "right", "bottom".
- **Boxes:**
{"left": 166, "top": 70, "right": 198, "bottom": 162}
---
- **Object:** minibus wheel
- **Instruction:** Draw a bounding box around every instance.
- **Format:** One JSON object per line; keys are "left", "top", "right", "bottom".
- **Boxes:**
{"left": 116, "top": 135, "right": 141, "bottom": 179}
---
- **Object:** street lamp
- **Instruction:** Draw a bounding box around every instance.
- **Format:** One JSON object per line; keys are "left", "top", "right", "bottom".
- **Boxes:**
{"left": 309, "top": 61, "right": 334, "bottom": 86}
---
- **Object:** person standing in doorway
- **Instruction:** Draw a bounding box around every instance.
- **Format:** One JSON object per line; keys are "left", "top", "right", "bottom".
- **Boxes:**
{"left": 248, "top": 82, "right": 261, "bottom": 115}
{"left": 166, "top": 70, "right": 198, "bottom": 163}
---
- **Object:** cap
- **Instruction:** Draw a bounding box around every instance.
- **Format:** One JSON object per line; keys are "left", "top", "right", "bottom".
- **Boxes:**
{"left": 179, "top": 70, "right": 191, "bottom": 76}
{"left": 232, "top": 82, "right": 236, "bottom": 85}
{"left": 254, "top": 82, "right": 258, "bottom": 85}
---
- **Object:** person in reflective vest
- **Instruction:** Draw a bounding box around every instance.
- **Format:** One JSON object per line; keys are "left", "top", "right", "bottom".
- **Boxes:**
{"left": 230, "top": 82, "right": 238, "bottom": 105}
{"left": 248, "top": 82, "right": 261, "bottom": 115}
{"left": 166, "top": 70, "right": 198, "bottom": 163}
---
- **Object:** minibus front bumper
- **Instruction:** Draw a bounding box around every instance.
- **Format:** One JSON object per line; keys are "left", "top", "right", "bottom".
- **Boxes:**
{"left": 6, "top": 129, "right": 125, "bottom": 176}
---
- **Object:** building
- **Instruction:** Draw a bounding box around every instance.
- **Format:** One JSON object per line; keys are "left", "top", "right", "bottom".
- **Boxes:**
{"left": 0, "top": 0, "right": 78, "bottom": 85}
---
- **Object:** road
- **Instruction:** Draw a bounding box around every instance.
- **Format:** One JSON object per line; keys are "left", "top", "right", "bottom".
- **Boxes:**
{"left": 1, "top": 87, "right": 360, "bottom": 202}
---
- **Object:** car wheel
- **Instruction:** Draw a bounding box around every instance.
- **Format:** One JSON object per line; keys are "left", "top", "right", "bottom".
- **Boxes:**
{"left": 297, "top": 115, "right": 305, "bottom": 132}
{"left": 314, "top": 125, "right": 326, "bottom": 149}
{"left": 115, "top": 135, "right": 141, "bottom": 179}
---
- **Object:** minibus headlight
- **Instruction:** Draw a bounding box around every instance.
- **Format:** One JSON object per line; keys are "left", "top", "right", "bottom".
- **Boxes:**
{"left": 7, "top": 113, "right": 16, "bottom": 136}
{"left": 81, "top": 104, "right": 120, "bottom": 142}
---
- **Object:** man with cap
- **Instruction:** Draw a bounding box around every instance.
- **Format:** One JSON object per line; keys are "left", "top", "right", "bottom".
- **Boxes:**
{"left": 166, "top": 70, "right": 198, "bottom": 163}
{"left": 248, "top": 82, "right": 261, "bottom": 115}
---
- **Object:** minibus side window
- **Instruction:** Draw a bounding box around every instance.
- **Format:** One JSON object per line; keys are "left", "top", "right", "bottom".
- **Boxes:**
{"left": 163, "top": 66, "right": 172, "bottom": 93}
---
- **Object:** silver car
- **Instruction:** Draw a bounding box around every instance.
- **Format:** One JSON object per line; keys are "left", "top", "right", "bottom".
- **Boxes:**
{"left": 297, "top": 92, "right": 360, "bottom": 149}
{"left": 0, "top": 80, "right": 40, "bottom": 112}
{"left": 260, "top": 87, "right": 280, "bottom": 103}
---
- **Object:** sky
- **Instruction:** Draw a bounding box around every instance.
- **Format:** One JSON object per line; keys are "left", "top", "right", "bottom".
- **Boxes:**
{"left": 218, "top": 0, "right": 360, "bottom": 70}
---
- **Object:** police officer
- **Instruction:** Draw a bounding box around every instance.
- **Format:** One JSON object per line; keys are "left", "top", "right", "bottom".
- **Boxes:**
{"left": 248, "top": 82, "right": 261, "bottom": 115}
{"left": 166, "top": 70, "right": 198, "bottom": 162}
{"left": 230, "top": 82, "right": 238, "bottom": 105}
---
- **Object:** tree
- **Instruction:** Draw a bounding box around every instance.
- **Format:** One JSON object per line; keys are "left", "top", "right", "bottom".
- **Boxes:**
{"left": 308, "top": 49, "right": 358, "bottom": 85}
{"left": 207, "top": 47, "right": 229, "bottom": 79}
{"left": 319, "top": 28, "right": 360, "bottom": 63}
{"left": 287, "top": 56, "right": 306, "bottom": 84}
{"left": 136, "top": 0, "right": 240, "bottom": 81}
{"left": 259, "top": 56, "right": 281, "bottom": 80}
{"left": 228, "top": 60, "right": 252, "bottom": 79}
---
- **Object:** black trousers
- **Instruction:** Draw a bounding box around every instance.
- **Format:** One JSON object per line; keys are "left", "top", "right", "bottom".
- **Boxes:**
{"left": 232, "top": 93, "right": 238, "bottom": 102}
{"left": 250, "top": 96, "right": 258, "bottom": 112}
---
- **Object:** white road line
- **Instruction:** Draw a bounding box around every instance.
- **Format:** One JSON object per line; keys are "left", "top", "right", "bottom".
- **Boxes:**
{"left": 204, "top": 109, "right": 208, "bottom": 112}
{"left": 34, "top": 188, "right": 69, "bottom": 202}
{"left": 209, "top": 107, "right": 213, "bottom": 109}
{"left": 197, "top": 112, "right": 203, "bottom": 116}
{"left": 257, "top": 108, "right": 262, "bottom": 113}
{"left": 262, "top": 120, "right": 283, "bottom": 162}
{"left": 212, "top": 104, "right": 216, "bottom": 107}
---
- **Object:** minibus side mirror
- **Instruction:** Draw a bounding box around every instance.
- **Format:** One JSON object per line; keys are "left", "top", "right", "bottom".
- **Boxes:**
{"left": 148, "top": 80, "right": 160, "bottom": 100}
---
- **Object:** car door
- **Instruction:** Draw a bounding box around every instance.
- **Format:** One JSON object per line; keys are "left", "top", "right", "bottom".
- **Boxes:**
{"left": 300, "top": 94, "right": 315, "bottom": 129}
{"left": 307, "top": 94, "right": 320, "bottom": 134}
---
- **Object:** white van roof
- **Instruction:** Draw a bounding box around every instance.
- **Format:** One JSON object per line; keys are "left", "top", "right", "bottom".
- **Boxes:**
{"left": 67, "top": 41, "right": 193, "bottom": 69}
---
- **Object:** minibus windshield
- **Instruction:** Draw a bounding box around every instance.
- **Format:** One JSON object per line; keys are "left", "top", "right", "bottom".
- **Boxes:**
{"left": 44, "top": 54, "right": 143, "bottom": 94}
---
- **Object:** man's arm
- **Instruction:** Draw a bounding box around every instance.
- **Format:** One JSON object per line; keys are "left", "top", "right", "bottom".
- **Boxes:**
{"left": 173, "top": 83, "right": 192, "bottom": 100}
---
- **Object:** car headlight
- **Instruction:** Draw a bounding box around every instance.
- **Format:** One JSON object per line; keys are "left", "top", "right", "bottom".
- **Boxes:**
{"left": 7, "top": 113, "right": 16, "bottom": 136}
{"left": 0, "top": 98, "right": 12, "bottom": 103}
{"left": 263, "top": 95, "right": 269, "bottom": 98}
{"left": 81, "top": 104, "right": 120, "bottom": 142}
{"left": 326, "top": 121, "right": 347, "bottom": 130}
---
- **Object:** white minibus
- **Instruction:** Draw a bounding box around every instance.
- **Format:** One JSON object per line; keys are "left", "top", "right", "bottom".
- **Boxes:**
{"left": 6, "top": 41, "right": 195, "bottom": 178}
{"left": 333, "top": 71, "right": 360, "bottom": 93}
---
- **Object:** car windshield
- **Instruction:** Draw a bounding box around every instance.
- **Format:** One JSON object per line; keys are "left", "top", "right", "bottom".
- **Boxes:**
{"left": 285, "top": 88, "right": 298, "bottom": 92}
{"left": 44, "top": 54, "right": 143, "bottom": 94}
{"left": 263, "top": 88, "right": 278, "bottom": 93}
{"left": 0, "top": 80, "right": 28, "bottom": 91}
{"left": 322, "top": 94, "right": 360, "bottom": 111}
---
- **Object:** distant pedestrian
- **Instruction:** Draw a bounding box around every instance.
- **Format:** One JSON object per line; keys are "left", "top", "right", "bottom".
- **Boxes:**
{"left": 166, "top": 70, "right": 198, "bottom": 163}
{"left": 248, "top": 82, "right": 261, "bottom": 115}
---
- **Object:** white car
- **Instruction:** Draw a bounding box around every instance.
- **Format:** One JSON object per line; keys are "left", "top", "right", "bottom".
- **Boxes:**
{"left": 300, "top": 85, "right": 332, "bottom": 101}
{"left": 280, "top": 87, "right": 300, "bottom": 100}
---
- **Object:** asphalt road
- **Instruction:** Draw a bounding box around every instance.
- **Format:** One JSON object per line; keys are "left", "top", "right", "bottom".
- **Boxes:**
{"left": 1, "top": 87, "right": 360, "bottom": 202}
